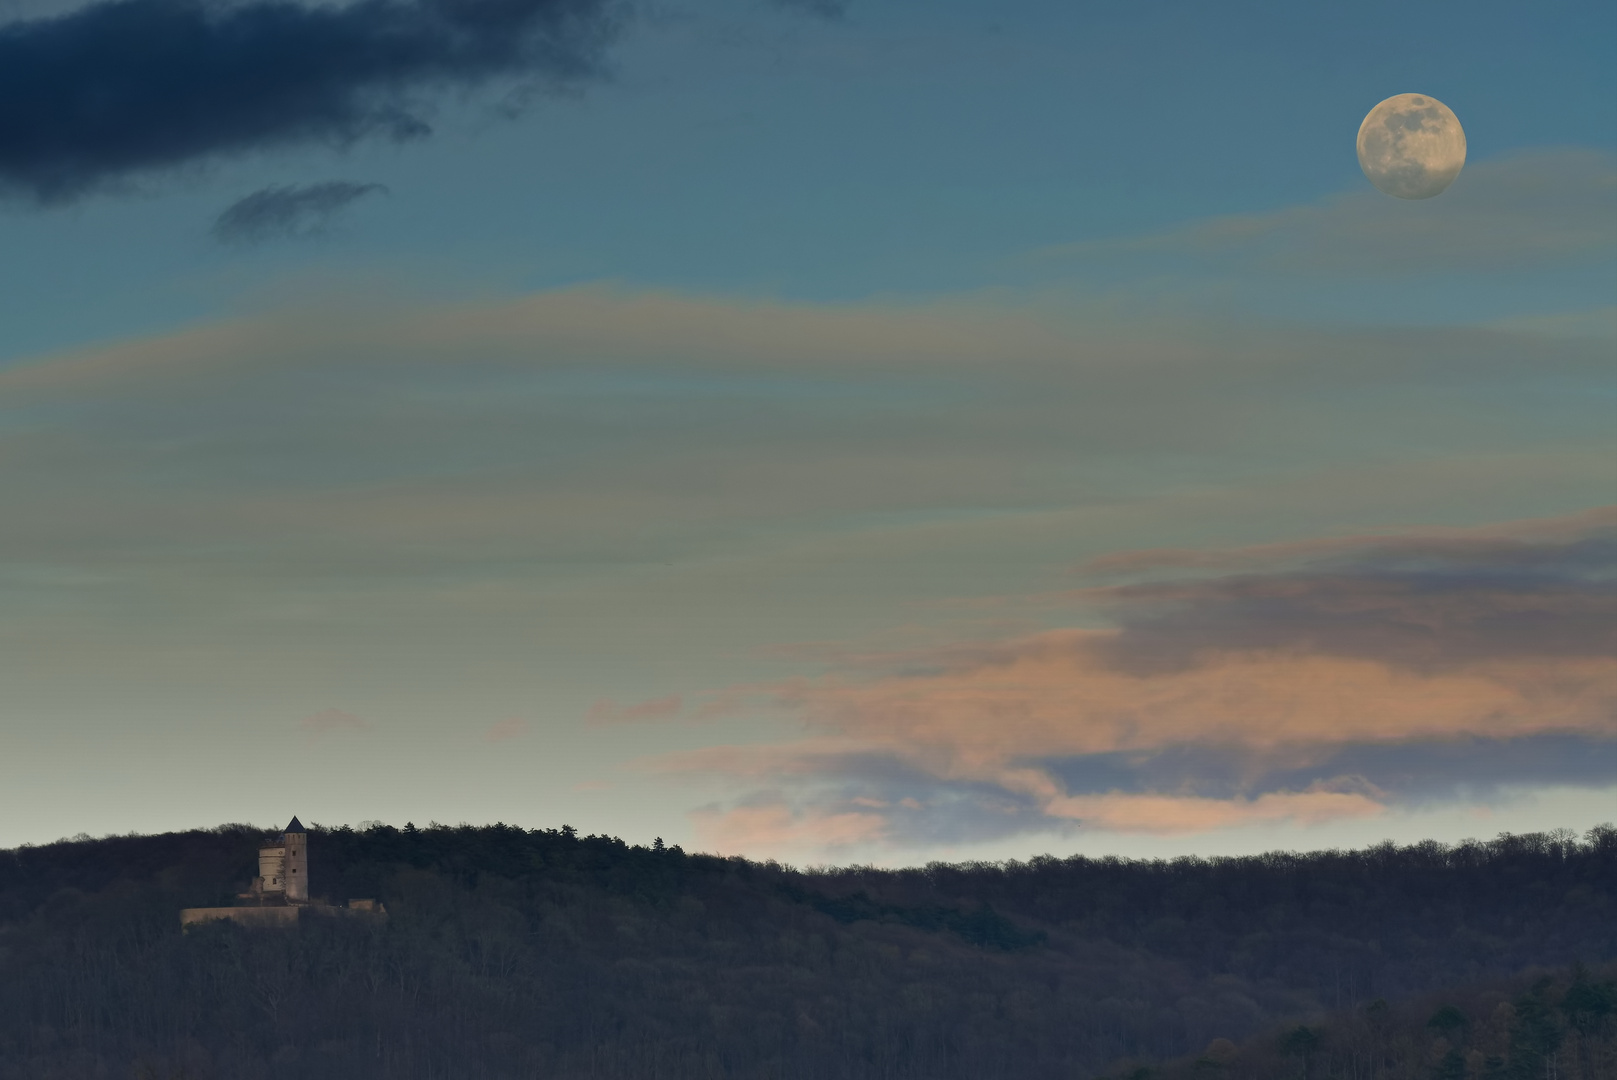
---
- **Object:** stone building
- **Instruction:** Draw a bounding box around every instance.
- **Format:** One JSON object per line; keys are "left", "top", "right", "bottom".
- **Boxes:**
{"left": 180, "top": 817, "right": 383, "bottom": 929}
{"left": 249, "top": 816, "right": 309, "bottom": 903}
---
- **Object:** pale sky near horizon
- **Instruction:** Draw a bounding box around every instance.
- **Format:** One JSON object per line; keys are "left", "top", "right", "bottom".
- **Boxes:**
{"left": 1, "top": 0, "right": 1613, "bottom": 860}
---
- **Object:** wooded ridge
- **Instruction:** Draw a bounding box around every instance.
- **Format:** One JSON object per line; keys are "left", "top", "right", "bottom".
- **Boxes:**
{"left": 1, "top": 822, "right": 1611, "bottom": 1079}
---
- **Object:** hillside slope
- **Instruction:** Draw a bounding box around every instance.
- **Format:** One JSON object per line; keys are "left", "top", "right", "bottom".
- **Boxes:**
{"left": 0, "top": 823, "right": 1612, "bottom": 1079}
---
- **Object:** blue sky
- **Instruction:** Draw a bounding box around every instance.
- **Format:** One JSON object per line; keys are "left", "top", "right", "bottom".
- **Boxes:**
{"left": 0, "top": 0, "right": 1612, "bottom": 858}
{"left": 3, "top": 0, "right": 1613, "bottom": 352}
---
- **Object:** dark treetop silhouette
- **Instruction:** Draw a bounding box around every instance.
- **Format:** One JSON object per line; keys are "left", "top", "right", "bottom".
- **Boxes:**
{"left": 0, "top": 821, "right": 1612, "bottom": 1078}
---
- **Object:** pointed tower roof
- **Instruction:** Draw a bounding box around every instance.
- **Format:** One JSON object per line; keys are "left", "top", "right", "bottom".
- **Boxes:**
{"left": 285, "top": 816, "right": 305, "bottom": 834}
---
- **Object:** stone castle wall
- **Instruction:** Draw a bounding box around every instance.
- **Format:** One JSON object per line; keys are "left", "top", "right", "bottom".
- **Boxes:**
{"left": 180, "top": 902, "right": 386, "bottom": 929}
{"left": 181, "top": 906, "right": 301, "bottom": 929}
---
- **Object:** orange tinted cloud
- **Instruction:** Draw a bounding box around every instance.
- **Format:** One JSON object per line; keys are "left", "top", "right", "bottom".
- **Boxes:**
{"left": 1041, "top": 789, "right": 1386, "bottom": 834}
{"left": 691, "top": 801, "right": 890, "bottom": 857}
{"left": 656, "top": 512, "right": 1616, "bottom": 851}
{"left": 587, "top": 695, "right": 684, "bottom": 725}
{"left": 784, "top": 640, "right": 1614, "bottom": 767}
{"left": 299, "top": 708, "right": 368, "bottom": 737}
{"left": 483, "top": 717, "right": 528, "bottom": 742}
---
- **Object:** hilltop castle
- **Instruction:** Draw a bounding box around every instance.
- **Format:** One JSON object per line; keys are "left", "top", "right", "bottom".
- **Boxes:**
{"left": 180, "top": 817, "right": 382, "bottom": 928}
{"left": 248, "top": 815, "right": 309, "bottom": 903}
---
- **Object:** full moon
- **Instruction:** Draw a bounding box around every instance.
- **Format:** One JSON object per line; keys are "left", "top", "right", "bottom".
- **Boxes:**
{"left": 1356, "top": 93, "right": 1466, "bottom": 199}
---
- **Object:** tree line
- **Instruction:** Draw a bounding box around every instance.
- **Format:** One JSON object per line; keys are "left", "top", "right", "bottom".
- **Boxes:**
{"left": 0, "top": 822, "right": 1611, "bottom": 1079}
{"left": 1124, "top": 962, "right": 1616, "bottom": 1080}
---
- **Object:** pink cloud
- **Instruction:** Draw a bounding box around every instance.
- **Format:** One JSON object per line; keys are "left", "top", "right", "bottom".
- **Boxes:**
{"left": 587, "top": 695, "right": 684, "bottom": 725}
{"left": 1042, "top": 788, "right": 1387, "bottom": 834}
{"left": 649, "top": 627, "right": 1612, "bottom": 848}
{"left": 779, "top": 640, "right": 1614, "bottom": 767}
{"left": 484, "top": 717, "right": 528, "bottom": 743}
{"left": 690, "top": 689, "right": 751, "bottom": 720}
{"left": 299, "top": 708, "right": 368, "bottom": 737}
{"left": 636, "top": 510, "right": 1617, "bottom": 852}
{"left": 691, "top": 802, "right": 890, "bottom": 857}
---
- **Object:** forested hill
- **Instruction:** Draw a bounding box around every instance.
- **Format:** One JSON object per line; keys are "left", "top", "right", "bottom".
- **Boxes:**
{"left": 0, "top": 823, "right": 1613, "bottom": 1079}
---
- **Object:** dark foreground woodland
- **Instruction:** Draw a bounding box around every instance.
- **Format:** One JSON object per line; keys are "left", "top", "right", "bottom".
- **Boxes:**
{"left": 0, "top": 823, "right": 1612, "bottom": 1080}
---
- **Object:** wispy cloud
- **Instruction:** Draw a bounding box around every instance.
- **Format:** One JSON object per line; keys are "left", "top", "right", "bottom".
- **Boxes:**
{"left": 1036, "top": 149, "right": 1617, "bottom": 274}
{"left": 0, "top": 285, "right": 1608, "bottom": 627}
{"left": 212, "top": 182, "right": 387, "bottom": 245}
{"left": 1078, "top": 507, "right": 1617, "bottom": 576}
{"left": 692, "top": 798, "right": 888, "bottom": 854}
{"left": 5, "top": 280, "right": 1610, "bottom": 397}
{"left": 0, "top": 285, "right": 1610, "bottom": 832}
{"left": 483, "top": 717, "right": 529, "bottom": 742}
{"left": 1483, "top": 306, "right": 1617, "bottom": 341}
{"left": 588, "top": 695, "right": 684, "bottom": 724}
{"left": 1040, "top": 789, "right": 1388, "bottom": 834}
{"left": 299, "top": 708, "right": 369, "bottom": 737}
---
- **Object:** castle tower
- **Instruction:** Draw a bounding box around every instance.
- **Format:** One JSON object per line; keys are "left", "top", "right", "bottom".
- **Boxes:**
{"left": 256, "top": 839, "right": 287, "bottom": 896}
{"left": 283, "top": 817, "right": 309, "bottom": 903}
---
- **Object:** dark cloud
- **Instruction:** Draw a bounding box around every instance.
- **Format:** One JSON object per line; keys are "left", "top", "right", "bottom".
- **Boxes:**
{"left": 212, "top": 180, "right": 387, "bottom": 243}
{"left": 0, "top": 0, "right": 626, "bottom": 202}
{"left": 1264, "top": 734, "right": 1617, "bottom": 804}
{"left": 1043, "top": 734, "right": 1617, "bottom": 806}
{"left": 1091, "top": 529, "right": 1617, "bottom": 674}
